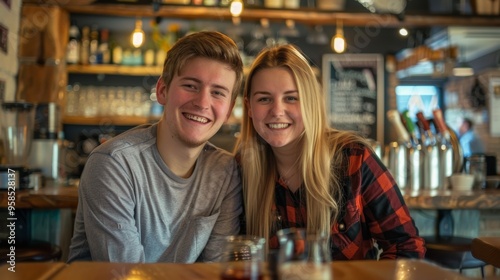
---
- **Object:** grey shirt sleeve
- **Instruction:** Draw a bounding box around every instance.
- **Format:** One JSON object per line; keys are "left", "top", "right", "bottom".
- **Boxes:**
{"left": 70, "top": 152, "right": 145, "bottom": 262}
{"left": 198, "top": 160, "right": 242, "bottom": 262}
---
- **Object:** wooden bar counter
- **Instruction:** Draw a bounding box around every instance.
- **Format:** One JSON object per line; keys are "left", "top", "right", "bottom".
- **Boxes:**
{"left": 0, "top": 259, "right": 469, "bottom": 280}
{"left": 2, "top": 185, "right": 500, "bottom": 211}
{"left": 1, "top": 169, "right": 500, "bottom": 211}
{"left": 402, "top": 189, "right": 500, "bottom": 210}
{"left": 0, "top": 184, "right": 78, "bottom": 209}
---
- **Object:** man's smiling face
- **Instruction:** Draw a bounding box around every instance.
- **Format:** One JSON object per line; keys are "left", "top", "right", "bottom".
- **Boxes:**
{"left": 157, "top": 56, "right": 236, "bottom": 148}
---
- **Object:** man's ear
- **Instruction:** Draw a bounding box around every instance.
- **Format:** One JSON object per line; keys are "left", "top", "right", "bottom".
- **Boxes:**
{"left": 156, "top": 78, "right": 167, "bottom": 105}
{"left": 245, "top": 97, "right": 252, "bottom": 118}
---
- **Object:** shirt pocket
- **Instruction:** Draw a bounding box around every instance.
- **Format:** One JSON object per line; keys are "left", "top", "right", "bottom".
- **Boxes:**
{"left": 330, "top": 203, "right": 361, "bottom": 259}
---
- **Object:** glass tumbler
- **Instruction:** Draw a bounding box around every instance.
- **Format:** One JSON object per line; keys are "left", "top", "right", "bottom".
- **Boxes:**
{"left": 220, "top": 235, "right": 266, "bottom": 280}
{"left": 465, "top": 155, "right": 486, "bottom": 189}
{"left": 277, "top": 228, "right": 332, "bottom": 280}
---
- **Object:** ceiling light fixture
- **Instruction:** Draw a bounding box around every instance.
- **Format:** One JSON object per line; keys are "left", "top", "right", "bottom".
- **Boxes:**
{"left": 131, "top": 18, "right": 145, "bottom": 48}
{"left": 399, "top": 27, "right": 408, "bottom": 36}
{"left": 331, "top": 20, "right": 346, "bottom": 53}
{"left": 453, "top": 48, "right": 474, "bottom": 76}
{"left": 453, "top": 61, "right": 474, "bottom": 76}
{"left": 230, "top": 0, "right": 244, "bottom": 17}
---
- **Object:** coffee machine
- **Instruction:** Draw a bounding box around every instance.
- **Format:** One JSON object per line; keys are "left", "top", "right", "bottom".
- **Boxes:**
{"left": 0, "top": 102, "right": 35, "bottom": 190}
{"left": 28, "top": 102, "right": 64, "bottom": 183}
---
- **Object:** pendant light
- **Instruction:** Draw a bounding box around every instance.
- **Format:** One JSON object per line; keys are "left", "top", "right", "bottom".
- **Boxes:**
{"left": 453, "top": 47, "right": 474, "bottom": 77}
{"left": 453, "top": 61, "right": 474, "bottom": 76}
{"left": 230, "top": 0, "right": 244, "bottom": 17}
{"left": 331, "top": 20, "right": 346, "bottom": 53}
{"left": 131, "top": 18, "right": 145, "bottom": 48}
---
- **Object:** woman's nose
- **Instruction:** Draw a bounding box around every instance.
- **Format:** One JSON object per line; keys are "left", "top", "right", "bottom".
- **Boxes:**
{"left": 271, "top": 100, "right": 285, "bottom": 116}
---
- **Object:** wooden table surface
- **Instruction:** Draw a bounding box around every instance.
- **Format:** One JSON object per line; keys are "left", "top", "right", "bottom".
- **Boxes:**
{"left": 0, "top": 259, "right": 468, "bottom": 280}
{"left": 0, "top": 262, "right": 66, "bottom": 280}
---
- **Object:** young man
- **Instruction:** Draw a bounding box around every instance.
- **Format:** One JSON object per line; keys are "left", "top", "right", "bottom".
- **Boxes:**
{"left": 68, "top": 31, "right": 244, "bottom": 263}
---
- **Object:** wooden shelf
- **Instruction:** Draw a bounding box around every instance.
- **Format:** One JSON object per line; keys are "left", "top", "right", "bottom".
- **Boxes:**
{"left": 59, "top": 4, "right": 500, "bottom": 27}
{"left": 67, "top": 64, "right": 163, "bottom": 76}
{"left": 63, "top": 115, "right": 158, "bottom": 126}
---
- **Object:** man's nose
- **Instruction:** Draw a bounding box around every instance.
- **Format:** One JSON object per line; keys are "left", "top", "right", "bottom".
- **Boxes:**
{"left": 192, "top": 88, "right": 210, "bottom": 109}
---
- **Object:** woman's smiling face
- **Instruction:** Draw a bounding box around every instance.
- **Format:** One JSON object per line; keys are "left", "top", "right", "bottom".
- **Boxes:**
{"left": 247, "top": 67, "right": 304, "bottom": 148}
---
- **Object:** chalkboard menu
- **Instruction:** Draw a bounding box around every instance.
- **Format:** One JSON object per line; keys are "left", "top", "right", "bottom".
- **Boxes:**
{"left": 322, "top": 54, "right": 384, "bottom": 144}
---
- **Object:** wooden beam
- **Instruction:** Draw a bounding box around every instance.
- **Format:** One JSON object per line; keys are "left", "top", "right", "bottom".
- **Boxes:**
{"left": 58, "top": 4, "right": 500, "bottom": 27}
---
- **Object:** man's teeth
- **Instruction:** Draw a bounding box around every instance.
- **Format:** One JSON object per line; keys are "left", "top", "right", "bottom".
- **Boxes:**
{"left": 268, "top": 123, "right": 289, "bottom": 129}
{"left": 185, "top": 114, "right": 208, "bottom": 123}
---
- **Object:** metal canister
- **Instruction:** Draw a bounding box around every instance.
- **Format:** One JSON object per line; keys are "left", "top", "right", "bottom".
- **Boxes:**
{"left": 437, "top": 141, "right": 454, "bottom": 190}
{"left": 423, "top": 143, "right": 440, "bottom": 190}
{"left": 408, "top": 143, "right": 424, "bottom": 191}
{"left": 386, "top": 142, "right": 409, "bottom": 190}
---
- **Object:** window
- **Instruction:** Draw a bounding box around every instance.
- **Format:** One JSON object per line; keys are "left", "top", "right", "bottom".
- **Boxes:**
{"left": 395, "top": 85, "right": 441, "bottom": 122}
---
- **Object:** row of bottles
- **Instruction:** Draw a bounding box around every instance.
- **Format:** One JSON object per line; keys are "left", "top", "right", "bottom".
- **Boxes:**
{"left": 66, "top": 23, "right": 182, "bottom": 66}
{"left": 386, "top": 108, "right": 457, "bottom": 191}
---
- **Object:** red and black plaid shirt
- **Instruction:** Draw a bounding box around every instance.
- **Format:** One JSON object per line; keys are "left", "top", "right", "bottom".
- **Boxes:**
{"left": 269, "top": 143, "right": 426, "bottom": 260}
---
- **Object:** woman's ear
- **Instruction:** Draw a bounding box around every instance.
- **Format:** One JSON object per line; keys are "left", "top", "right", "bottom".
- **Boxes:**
{"left": 156, "top": 78, "right": 167, "bottom": 105}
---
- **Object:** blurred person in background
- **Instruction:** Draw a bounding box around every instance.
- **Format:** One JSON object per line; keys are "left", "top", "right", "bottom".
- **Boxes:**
{"left": 459, "top": 117, "right": 485, "bottom": 158}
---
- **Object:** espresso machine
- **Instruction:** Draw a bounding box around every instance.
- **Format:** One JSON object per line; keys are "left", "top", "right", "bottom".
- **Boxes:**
{"left": 0, "top": 102, "right": 35, "bottom": 190}
{"left": 28, "top": 102, "right": 64, "bottom": 183}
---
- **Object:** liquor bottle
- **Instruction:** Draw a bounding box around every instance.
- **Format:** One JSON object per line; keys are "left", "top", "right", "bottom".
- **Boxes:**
{"left": 66, "top": 24, "right": 80, "bottom": 64}
{"left": 401, "top": 110, "right": 419, "bottom": 146}
{"left": 112, "top": 44, "right": 123, "bottom": 65}
{"left": 80, "top": 26, "right": 90, "bottom": 65}
{"left": 97, "top": 28, "right": 110, "bottom": 64}
{"left": 432, "top": 108, "right": 454, "bottom": 190}
{"left": 245, "top": 0, "right": 262, "bottom": 8}
{"left": 387, "top": 110, "right": 411, "bottom": 145}
{"left": 88, "top": 25, "right": 99, "bottom": 64}
{"left": 416, "top": 111, "right": 440, "bottom": 190}
{"left": 143, "top": 36, "right": 155, "bottom": 67}
{"left": 203, "top": 0, "right": 218, "bottom": 6}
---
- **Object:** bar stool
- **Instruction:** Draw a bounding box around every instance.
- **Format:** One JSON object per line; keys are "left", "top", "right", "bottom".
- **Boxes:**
{"left": 471, "top": 237, "right": 500, "bottom": 268}
{"left": 0, "top": 239, "right": 62, "bottom": 262}
{"left": 424, "top": 235, "right": 486, "bottom": 278}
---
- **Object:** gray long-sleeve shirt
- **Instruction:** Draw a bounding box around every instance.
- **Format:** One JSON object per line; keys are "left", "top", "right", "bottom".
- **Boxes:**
{"left": 68, "top": 124, "right": 242, "bottom": 263}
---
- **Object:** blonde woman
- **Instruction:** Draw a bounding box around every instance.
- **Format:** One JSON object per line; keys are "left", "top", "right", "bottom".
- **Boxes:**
{"left": 234, "top": 44, "right": 425, "bottom": 260}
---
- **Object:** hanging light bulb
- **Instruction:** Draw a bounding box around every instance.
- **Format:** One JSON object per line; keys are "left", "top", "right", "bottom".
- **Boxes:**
{"left": 331, "top": 20, "right": 345, "bottom": 53}
{"left": 453, "top": 47, "right": 474, "bottom": 76}
{"left": 131, "top": 18, "right": 145, "bottom": 48}
{"left": 230, "top": 0, "right": 244, "bottom": 17}
{"left": 399, "top": 27, "right": 408, "bottom": 36}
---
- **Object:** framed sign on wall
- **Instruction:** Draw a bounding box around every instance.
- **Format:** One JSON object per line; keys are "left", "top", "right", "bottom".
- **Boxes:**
{"left": 322, "top": 53, "right": 384, "bottom": 144}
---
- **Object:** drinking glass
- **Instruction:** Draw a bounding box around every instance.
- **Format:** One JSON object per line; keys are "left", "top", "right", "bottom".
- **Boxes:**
{"left": 277, "top": 228, "right": 332, "bottom": 280}
{"left": 220, "top": 235, "right": 266, "bottom": 280}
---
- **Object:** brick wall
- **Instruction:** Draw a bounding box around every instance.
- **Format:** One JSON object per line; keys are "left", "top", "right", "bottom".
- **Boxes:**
{"left": 444, "top": 69, "right": 500, "bottom": 175}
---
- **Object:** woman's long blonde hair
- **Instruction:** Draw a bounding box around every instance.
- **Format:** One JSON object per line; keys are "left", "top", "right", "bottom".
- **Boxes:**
{"left": 234, "top": 44, "right": 369, "bottom": 246}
